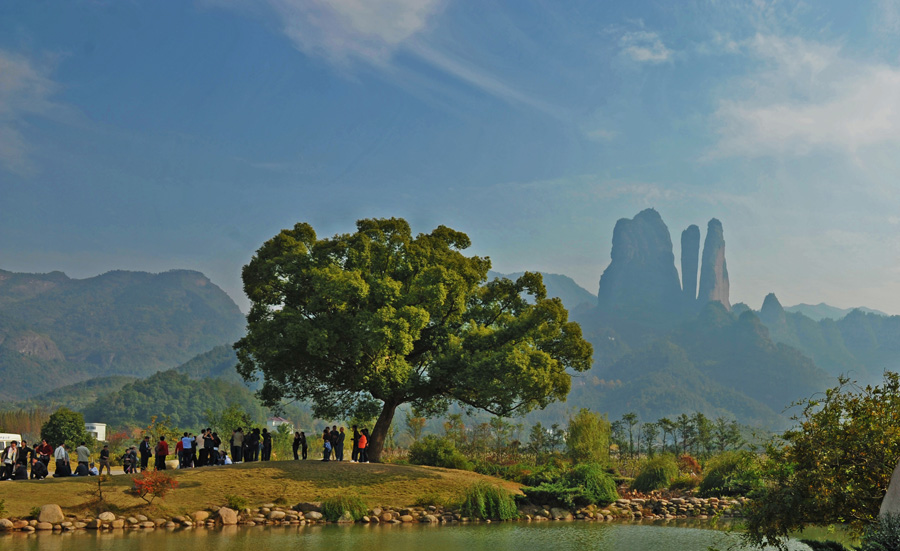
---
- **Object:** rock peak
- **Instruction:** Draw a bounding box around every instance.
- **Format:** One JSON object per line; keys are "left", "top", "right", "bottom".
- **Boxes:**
{"left": 681, "top": 225, "right": 700, "bottom": 303}
{"left": 697, "top": 218, "right": 730, "bottom": 310}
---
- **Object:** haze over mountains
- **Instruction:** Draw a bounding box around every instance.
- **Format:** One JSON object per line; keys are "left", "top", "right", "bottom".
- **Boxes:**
{"left": 2, "top": 208, "right": 899, "bottom": 431}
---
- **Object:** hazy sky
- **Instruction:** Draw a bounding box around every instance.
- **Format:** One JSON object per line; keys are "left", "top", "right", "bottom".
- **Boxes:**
{"left": 3, "top": 0, "right": 900, "bottom": 314}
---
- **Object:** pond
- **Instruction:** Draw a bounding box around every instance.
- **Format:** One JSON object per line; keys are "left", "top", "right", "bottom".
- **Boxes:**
{"left": 0, "top": 520, "right": 821, "bottom": 551}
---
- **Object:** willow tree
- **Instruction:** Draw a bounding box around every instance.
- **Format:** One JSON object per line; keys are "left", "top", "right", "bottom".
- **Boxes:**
{"left": 234, "top": 218, "right": 593, "bottom": 462}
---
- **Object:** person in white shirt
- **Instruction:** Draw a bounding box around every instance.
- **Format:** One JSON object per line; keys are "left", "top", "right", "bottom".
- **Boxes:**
{"left": 53, "top": 444, "right": 71, "bottom": 477}
{"left": 180, "top": 433, "right": 193, "bottom": 468}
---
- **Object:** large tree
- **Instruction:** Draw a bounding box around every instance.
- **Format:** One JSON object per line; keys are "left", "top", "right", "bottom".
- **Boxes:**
{"left": 234, "top": 218, "right": 593, "bottom": 462}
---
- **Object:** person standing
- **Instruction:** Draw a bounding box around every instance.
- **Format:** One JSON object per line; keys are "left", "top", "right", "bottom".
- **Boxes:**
{"left": 300, "top": 431, "right": 308, "bottom": 460}
{"left": 53, "top": 443, "right": 71, "bottom": 477}
{"left": 98, "top": 444, "right": 112, "bottom": 475}
{"left": 139, "top": 436, "right": 153, "bottom": 472}
{"left": 321, "top": 429, "right": 331, "bottom": 461}
{"left": 351, "top": 425, "right": 360, "bottom": 462}
{"left": 76, "top": 442, "right": 91, "bottom": 468}
{"left": 262, "top": 428, "right": 272, "bottom": 461}
{"left": 0, "top": 440, "right": 18, "bottom": 480}
{"left": 358, "top": 429, "right": 368, "bottom": 463}
{"left": 331, "top": 426, "right": 338, "bottom": 460}
{"left": 197, "top": 429, "right": 208, "bottom": 467}
{"left": 155, "top": 436, "right": 168, "bottom": 470}
{"left": 180, "top": 432, "right": 193, "bottom": 468}
{"left": 336, "top": 427, "right": 346, "bottom": 461}
{"left": 231, "top": 428, "right": 244, "bottom": 463}
{"left": 35, "top": 439, "right": 53, "bottom": 466}
{"left": 292, "top": 431, "right": 301, "bottom": 460}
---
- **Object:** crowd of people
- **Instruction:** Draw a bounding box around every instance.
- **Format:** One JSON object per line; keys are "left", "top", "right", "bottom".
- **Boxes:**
{"left": 0, "top": 423, "right": 375, "bottom": 481}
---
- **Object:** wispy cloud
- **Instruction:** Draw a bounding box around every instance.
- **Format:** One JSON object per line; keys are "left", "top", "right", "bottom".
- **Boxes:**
{"left": 620, "top": 30, "right": 671, "bottom": 63}
{"left": 710, "top": 34, "right": 900, "bottom": 158}
{"left": 0, "top": 50, "right": 62, "bottom": 176}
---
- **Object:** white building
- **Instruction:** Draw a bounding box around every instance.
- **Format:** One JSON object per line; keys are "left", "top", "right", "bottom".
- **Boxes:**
{"left": 266, "top": 417, "right": 293, "bottom": 432}
{"left": 85, "top": 423, "right": 107, "bottom": 441}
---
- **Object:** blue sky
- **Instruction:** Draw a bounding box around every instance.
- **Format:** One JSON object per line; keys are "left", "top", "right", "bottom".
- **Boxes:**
{"left": 3, "top": 0, "right": 900, "bottom": 313}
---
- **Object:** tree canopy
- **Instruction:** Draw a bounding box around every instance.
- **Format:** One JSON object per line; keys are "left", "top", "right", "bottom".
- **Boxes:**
{"left": 744, "top": 372, "right": 900, "bottom": 549}
{"left": 234, "top": 218, "right": 593, "bottom": 461}
{"left": 40, "top": 407, "right": 93, "bottom": 449}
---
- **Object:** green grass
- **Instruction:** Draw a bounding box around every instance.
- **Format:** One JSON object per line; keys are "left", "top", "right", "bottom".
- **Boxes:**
{"left": 0, "top": 461, "right": 522, "bottom": 519}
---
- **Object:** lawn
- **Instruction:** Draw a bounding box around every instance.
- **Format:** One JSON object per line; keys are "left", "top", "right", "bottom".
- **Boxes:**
{"left": 0, "top": 461, "right": 522, "bottom": 519}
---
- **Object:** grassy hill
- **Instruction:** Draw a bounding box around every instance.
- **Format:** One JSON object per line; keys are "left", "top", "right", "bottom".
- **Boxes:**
{"left": 0, "top": 461, "right": 521, "bottom": 518}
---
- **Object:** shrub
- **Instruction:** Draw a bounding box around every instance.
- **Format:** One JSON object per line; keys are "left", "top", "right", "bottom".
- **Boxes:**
{"left": 859, "top": 512, "right": 900, "bottom": 551}
{"left": 321, "top": 494, "right": 368, "bottom": 522}
{"left": 128, "top": 470, "right": 178, "bottom": 504}
{"left": 29, "top": 506, "right": 41, "bottom": 519}
{"left": 225, "top": 493, "right": 249, "bottom": 510}
{"left": 460, "top": 482, "right": 518, "bottom": 520}
{"left": 698, "top": 451, "right": 762, "bottom": 497}
{"left": 408, "top": 435, "right": 473, "bottom": 470}
{"left": 632, "top": 455, "right": 678, "bottom": 493}
{"left": 678, "top": 454, "right": 702, "bottom": 475}
{"left": 669, "top": 475, "right": 700, "bottom": 491}
{"left": 521, "top": 481, "right": 583, "bottom": 509}
{"left": 0, "top": 499, "right": 6, "bottom": 518}
{"left": 565, "top": 463, "right": 618, "bottom": 506}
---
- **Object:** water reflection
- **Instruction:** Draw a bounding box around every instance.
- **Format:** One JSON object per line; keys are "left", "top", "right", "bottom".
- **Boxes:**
{"left": 0, "top": 522, "right": 811, "bottom": 551}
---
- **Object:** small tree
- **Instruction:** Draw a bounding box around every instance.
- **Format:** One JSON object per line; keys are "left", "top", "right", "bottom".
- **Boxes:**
{"left": 641, "top": 422, "right": 659, "bottom": 457}
{"left": 129, "top": 470, "right": 179, "bottom": 505}
{"left": 622, "top": 412, "right": 638, "bottom": 457}
{"left": 404, "top": 409, "right": 426, "bottom": 443}
{"left": 204, "top": 404, "right": 252, "bottom": 437}
{"left": 40, "top": 408, "right": 93, "bottom": 449}
{"left": 566, "top": 408, "right": 610, "bottom": 465}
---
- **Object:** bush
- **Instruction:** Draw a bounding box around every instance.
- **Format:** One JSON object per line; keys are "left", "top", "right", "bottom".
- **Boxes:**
{"left": 678, "top": 454, "right": 702, "bottom": 475}
{"left": 128, "top": 470, "right": 178, "bottom": 504}
{"left": 565, "top": 463, "right": 618, "bottom": 506}
{"left": 321, "top": 494, "right": 368, "bottom": 522}
{"left": 669, "top": 475, "right": 700, "bottom": 491}
{"left": 225, "top": 493, "right": 249, "bottom": 510}
{"left": 859, "top": 513, "right": 900, "bottom": 551}
{"left": 698, "top": 451, "right": 762, "bottom": 497}
{"left": 521, "top": 481, "right": 584, "bottom": 509}
{"left": 408, "top": 435, "right": 473, "bottom": 470}
{"left": 632, "top": 455, "right": 678, "bottom": 493}
{"left": 460, "top": 482, "right": 518, "bottom": 520}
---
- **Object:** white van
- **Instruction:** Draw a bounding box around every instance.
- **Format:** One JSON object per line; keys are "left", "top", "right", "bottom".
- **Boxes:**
{"left": 0, "top": 433, "right": 23, "bottom": 453}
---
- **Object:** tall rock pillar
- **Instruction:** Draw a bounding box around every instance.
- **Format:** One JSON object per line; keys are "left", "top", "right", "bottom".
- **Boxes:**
{"left": 680, "top": 225, "right": 700, "bottom": 303}
{"left": 698, "top": 218, "right": 731, "bottom": 310}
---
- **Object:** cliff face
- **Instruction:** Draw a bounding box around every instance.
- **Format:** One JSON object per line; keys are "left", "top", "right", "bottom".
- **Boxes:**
{"left": 597, "top": 208, "right": 683, "bottom": 316}
{"left": 698, "top": 218, "right": 731, "bottom": 310}
{"left": 681, "top": 225, "right": 700, "bottom": 303}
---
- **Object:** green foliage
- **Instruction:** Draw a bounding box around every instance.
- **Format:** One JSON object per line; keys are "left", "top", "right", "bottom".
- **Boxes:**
{"left": 669, "top": 475, "right": 700, "bottom": 491}
{"left": 413, "top": 491, "right": 457, "bottom": 508}
{"left": 525, "top": 421, "right": 565, "bottom": 456}
{"left": 205, "top": 404, "right": 253, "bottom": 438}
{"left": 40, "top": 407, "right": 93, "bottom": 448}
{"left": 408, "top": 435, "right": 473, "bottom": 470}
{"left": 235, "top": 218, "right": 593, "bottom": 462}
{"left": 321, "top": 494, "right": 367, "bottom": 522}
{"left": 565, "top": 463, "right": 618, "bottom": 506}
{"left": 224, "top": 494, "right": 249, "bottom": 510}
{"left": 522, "top": 463, "right": 618, "bottom": 508}
{"left": 0, "top": 268, "right": 245, "bottom": 401}
{"left": 698, "top": 450, "right": 762, "bottom": 497}
{"left": 81, "top": 369, "right": 267, "bottom": 430}
{"left": 744, "top": 373, "right": 900, "bottom": 549}
{"left": 799, "top": 542, "right": 851, "bottom": 551}
{"left": 859, "top": 513, "right": 900, "bottom": 551}
{"left": 566, "top": 408, "right": 610, "bottom": 465}
{"left": 0, "top": 499, "right": 6, "bottom": 518}
{"left": 459, "top": 482, "right": 518, "bottom": 520}
{"left": 29, "top": 506, "right": 41, "bottom": 519}
{"left": 631, "top": 454, "right": 678, "bottom": 493}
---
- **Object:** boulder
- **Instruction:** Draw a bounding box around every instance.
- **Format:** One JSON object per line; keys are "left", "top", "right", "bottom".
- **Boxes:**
{"left": 294, "top": 502, "right": 322, "bottom": 512}
{"left": 380, "top": 512, "right": 393, "bottom": 522}
{"left": 38, "top": 504, "right": 65, "bottom": 524}
{"left": 111, "top": 519, "right": 125, "bottom": 529}
{"left": 13, "top": 520, "right": 29, "bottom": 529}
{"left": 98, "top": 512, "right": 116, "bottom": 522}
{"left": 0, "top": 519, "right": 13, "bottom": 531}
{"left": 399, "top": 515, "right": 414, "bottom": 523}
{"left": 86, "top": 519, "right": 102, "bottom": 529}
{"left": 141, "top": 521, "right": 156, "bottom": 529}
{"left": 218, "top": 508, "right": 238, "bottom": 525}
{"left": 421, "top": 514, "right": 438, "bottom": 523}
{"left": 192, "top": 511, "right": 210, "bottom": 522}
{"left": 304, "top": 511, "right": 323, "bottom": 521}
{"left": 550, "top": 507, "right": 573, "bottom": 521}
{"left": 268, "top": 511, "right": 286, "bottom": 521}
{"left": 36, "top": 522, "right": 54, "bottom": 531}
{"left": 337, "top": 511, "right": 354, "bottom": 524}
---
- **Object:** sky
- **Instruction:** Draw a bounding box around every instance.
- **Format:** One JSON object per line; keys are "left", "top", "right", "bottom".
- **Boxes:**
{"left": 2, "top": 0, "right": 900, "bottom": 314}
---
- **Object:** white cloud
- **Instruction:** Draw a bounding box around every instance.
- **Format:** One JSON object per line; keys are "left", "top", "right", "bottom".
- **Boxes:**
{"left": 231, "top": 0, "right": 446, "bottom": 65}
{"left": 620, "top": 30, "right": 671, "bottom": 63}
{"left": 0, "top": 50, "right": 62, "bottom": 175}
{"left": 710, "top": 34, "right": 900, "bottom": 158}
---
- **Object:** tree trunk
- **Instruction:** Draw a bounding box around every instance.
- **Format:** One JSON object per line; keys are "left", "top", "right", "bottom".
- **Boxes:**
{"left": 367, "top": 401, "right": 399, "bottom": 463}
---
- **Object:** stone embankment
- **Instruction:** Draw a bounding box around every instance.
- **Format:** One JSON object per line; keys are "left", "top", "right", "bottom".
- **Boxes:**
{"left": 0, "top": 497, "right": 747, "bottom": 534}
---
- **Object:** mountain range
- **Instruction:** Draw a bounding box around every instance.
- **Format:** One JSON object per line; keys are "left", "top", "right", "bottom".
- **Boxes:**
{"left": 4, "top": 210, "right": 900, "bottom": 431}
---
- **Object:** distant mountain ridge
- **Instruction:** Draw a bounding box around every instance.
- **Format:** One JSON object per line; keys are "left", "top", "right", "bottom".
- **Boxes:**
{"left": 489, "top": 271, "right": 597, "bottom": 311}
{"left": 784, "top": 303, "right": 889, "bottom": 321}
{"left": 0, "top": 268, "right": 246, "bottom": 401}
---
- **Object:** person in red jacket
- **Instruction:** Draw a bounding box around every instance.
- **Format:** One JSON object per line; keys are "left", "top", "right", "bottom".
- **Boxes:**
{"left": 357, "top": 429, "right": 368, "bottom": 463}
{"left": 155, "top": 436, "right": 169, "bottom": 470}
